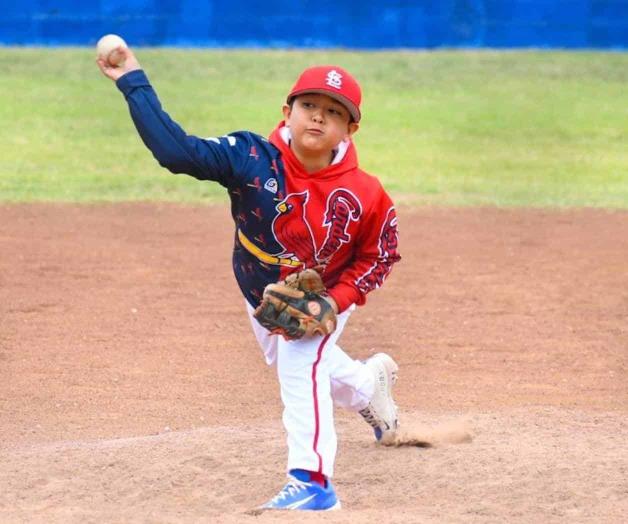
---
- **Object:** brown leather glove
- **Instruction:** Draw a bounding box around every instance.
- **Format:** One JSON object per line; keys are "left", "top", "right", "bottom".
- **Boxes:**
{"left": 253, "top": 269, "right": 337, "bottom": 340}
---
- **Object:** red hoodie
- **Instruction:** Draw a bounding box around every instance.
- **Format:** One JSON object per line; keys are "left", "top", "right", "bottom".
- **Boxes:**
{"left": 114, "top": 69, "right": 400, "bottom": 313}
{"left": 269, "top": 122, "right": 401, "bottom": 313}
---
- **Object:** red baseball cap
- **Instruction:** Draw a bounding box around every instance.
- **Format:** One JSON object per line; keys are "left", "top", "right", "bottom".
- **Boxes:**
{"left": 287, "top": 65, "right": 362, "bottom": 122}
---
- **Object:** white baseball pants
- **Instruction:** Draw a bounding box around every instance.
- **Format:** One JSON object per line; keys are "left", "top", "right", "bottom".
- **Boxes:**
{"left": 246, "top": 303, "right": 375, "bottom": 478}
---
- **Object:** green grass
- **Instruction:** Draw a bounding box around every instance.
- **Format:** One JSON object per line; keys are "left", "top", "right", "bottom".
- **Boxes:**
{"left": 1, "top": 48, "right": 627, "bottom": 207}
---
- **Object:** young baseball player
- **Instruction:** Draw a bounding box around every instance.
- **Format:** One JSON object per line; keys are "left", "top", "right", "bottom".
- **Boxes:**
{"left": 97, "top": 47, "right": 401, "bottom": 511}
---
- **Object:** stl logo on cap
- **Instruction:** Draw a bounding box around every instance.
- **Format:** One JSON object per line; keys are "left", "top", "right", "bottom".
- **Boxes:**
{"left": 325, "top": 70, "right": 343, "bottom": 89}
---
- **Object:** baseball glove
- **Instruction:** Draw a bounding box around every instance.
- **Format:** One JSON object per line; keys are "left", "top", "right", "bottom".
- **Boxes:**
{"left": 253, "top": 269, "right": 337, "bottom": 340}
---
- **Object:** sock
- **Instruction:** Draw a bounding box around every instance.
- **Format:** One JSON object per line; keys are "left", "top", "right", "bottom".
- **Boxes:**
{"left": 290, "top": 468, "right": 326, "bottom": 487}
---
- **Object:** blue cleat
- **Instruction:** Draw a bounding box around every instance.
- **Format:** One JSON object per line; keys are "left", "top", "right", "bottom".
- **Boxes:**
{"left": 261, "top": 471, "right": 341, "bottom": 511}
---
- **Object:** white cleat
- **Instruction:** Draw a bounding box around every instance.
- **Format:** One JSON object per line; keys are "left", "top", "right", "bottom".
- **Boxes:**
{"left": 359, "top": 353, "right": 399, "bottom": 442}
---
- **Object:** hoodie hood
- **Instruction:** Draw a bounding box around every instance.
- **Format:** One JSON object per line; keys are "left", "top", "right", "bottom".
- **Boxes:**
{"left": 269, "top": 121, "right": 359, "bottom": 180}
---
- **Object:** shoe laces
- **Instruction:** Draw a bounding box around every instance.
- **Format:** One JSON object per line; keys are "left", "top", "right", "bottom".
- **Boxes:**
{"left": 270, "top": 477, "right": 310, "bottom": 503}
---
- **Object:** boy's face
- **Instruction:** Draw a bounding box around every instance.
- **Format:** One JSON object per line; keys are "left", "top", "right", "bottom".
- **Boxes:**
{"left": 282, "top": 93, "right": 359, "bottom": 157}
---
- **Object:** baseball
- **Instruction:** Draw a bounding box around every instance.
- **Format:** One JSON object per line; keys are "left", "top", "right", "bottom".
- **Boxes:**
{"left": 96, "top": 34, "right": 127, "bottom": 67}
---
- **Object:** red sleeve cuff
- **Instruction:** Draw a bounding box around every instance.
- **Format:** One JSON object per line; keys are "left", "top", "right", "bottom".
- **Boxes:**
{"left": 327, "top": 282, "right": 365, "bottom": 313}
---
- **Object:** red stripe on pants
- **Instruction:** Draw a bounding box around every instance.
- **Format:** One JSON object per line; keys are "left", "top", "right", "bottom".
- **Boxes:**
{"left": 311, "top": 334, "right": 331, "bottom": 474}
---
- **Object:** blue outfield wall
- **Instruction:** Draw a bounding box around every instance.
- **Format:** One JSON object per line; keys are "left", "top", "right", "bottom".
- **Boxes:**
{"left": 1, "top": 1, "right": 627, "bottom": 49}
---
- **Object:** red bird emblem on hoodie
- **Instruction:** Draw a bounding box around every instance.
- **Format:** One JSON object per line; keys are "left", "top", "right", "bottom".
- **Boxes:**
{"left": 271, "top": 191, "right": 317, "bottom": 268}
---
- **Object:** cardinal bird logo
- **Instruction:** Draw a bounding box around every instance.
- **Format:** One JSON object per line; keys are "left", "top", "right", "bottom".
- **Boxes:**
{"left": 271, "top": 191, "right": 317, "bottom": 268}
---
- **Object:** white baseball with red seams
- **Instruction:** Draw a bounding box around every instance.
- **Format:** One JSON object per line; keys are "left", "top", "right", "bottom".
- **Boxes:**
{"left": 247, "top": 303, "right": 375, "bottom": 478}
{"left": 96, "top": 34, "right": 127, "bottom": 66}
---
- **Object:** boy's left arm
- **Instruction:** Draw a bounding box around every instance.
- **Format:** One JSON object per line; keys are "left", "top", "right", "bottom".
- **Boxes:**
{"left": 326, "top": 195, "right": 401, "bottom": 313}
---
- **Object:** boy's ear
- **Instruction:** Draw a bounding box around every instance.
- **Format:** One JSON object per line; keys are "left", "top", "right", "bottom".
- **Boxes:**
{"left": 282, "top": 103, "right": 292, "bottom": 123}
{"left": 345, "top": 122, "right": 359, "bottom": 140}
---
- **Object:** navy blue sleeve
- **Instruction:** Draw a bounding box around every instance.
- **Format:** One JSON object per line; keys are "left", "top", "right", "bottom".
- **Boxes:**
{"left": 115, "top": 69, "right": 250, "bottom": 188}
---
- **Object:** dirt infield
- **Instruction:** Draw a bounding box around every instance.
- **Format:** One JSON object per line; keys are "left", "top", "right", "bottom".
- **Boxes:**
{"left": 1, "top": 204, "right": 627, "bottom": 523}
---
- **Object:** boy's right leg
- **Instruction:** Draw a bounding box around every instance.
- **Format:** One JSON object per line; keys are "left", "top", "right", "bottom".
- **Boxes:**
{"left": 246, "top": 302, "right": 348, "bottom": 510}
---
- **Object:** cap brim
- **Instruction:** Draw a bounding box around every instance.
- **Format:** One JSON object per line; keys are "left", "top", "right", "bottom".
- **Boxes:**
{"left": 288, "top": 89, "right": 361, "bottom": 122}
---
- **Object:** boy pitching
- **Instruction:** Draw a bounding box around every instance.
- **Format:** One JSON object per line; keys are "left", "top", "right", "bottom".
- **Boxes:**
{"left": 97, "top": 46, "right": 401, "bottom": 511}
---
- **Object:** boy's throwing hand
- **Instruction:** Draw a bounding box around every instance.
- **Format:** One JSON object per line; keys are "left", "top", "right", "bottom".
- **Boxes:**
{"left": 96, "top": 46, "right": 141, "bottom": 82}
